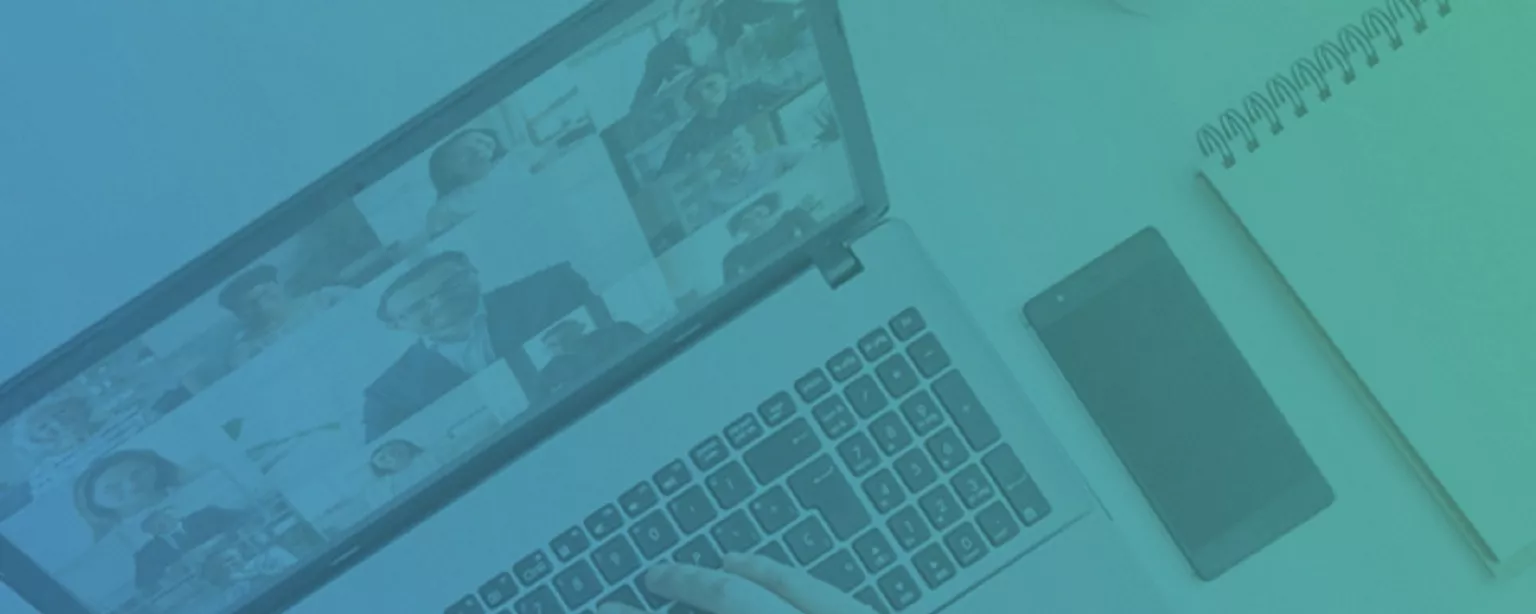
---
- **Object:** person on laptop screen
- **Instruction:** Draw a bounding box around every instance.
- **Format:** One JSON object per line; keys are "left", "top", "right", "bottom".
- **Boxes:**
{"left": 71, "top": 450, "right": 178, "bottom": 539}
{"left": 363, "top": 252, "right": 598, "bottom": 442}
{"left": 660, "top": 69, "right": 789, "bottom": 173}
{"left": 425, "top": 128, "right": 506, "bottom": 235}
{"left": 218, "top": 264, "right": 349, "bottom": 365}
{"left": 720, "top": 192, "right": 817, "bottom": 284}
{"left": 133, "top": 505, "right": 248, "bottom": 591}
{"left": 702, "top": 128, "right": 815, "bottom": 215}
{"left": 12, "top": 397, "right": 107, "bottom": 461}
{"left": 630, "top": 0, "right": 797, "bottom": 110}
{"left": 535, "top": 313, "right": 646, "bottom": 395}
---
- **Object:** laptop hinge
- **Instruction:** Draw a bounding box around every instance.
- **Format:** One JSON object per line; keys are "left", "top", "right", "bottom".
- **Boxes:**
{"left": 814, "top": 243, "right": 864, "bottom": 289}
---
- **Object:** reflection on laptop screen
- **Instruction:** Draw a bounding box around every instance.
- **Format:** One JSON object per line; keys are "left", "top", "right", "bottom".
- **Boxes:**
{"left": 0, "top": 1, "right": 860, "bottom": 612}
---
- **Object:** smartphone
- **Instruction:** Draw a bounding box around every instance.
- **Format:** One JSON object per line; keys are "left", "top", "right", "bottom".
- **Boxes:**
{"left": 1024, "top": 228, "right": 1333, "bottom": 580}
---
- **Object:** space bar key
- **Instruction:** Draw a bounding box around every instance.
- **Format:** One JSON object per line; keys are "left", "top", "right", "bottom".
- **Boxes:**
{"left": 744, "top": 417, "right": 823, "bottom": 484}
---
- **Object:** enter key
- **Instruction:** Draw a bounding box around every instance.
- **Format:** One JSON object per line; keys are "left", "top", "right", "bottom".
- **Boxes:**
{"left": 788, "top": 455, "right": 872, "bottom": 541}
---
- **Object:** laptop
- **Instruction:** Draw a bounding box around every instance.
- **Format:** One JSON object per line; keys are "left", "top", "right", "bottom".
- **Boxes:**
{"left": 0, "top": 1, "right": 1170, "bottom": 612}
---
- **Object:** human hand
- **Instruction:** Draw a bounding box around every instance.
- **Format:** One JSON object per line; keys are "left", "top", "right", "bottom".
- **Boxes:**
{"left": 598, "top": 553, "right": 873, "bottom": 614}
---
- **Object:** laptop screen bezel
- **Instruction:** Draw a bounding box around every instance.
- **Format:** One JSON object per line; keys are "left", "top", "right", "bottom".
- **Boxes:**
{"left": 0, "top": 0, "right": 890, "bottom": 612}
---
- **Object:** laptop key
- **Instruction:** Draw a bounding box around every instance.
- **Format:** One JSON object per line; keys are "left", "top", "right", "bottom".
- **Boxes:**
{"left": 667, "top": 485, "right": 719, "bottom": 534}
{"left": 513, "top": 586, "right": 564, "bottom": 614}
{"left": 811, "top": 396, "right": 857, "bottom": 440}
{"left": 653, "top": 460, "right": 692, "bottom": 496}
{"left": 553, "top": 561, "right": 603, "bottom": 609}
{"left": 912, "top": 543, "right": 956, "bottom": 589}
{"left": 976, "top": 500, "right": 1022, "bottom": 546}
{"left": 787, "top": 455, "right": 872, "bottom": 540}
{"left": 445, "top": 594, "right": 484, "bottom": 614}
{"left": 893, "top": 448, "right": 937, "bottom": 492}
{"left": 918, "top": 485, "right": 964, "bottom": 532}
{"left": 944, "top": 522, "right": 990, "bottom": 568}
{"left": 477, "top": 572, "right": 519, "bottom": 608}
{"left": 932, "top": 372, "right": 1001, "bottom": 450}
{"left": 925, "top": 428, "right": 970, "bottom": 473}
{"left": 690, "top": 436, "right": 730, "bottom": 472}
{"left": 886, "top": 506, "right": 932, "bottom": 552}
{"left": 748, "top": 485, "right": 800, "bottom": 534}
{"left": 889, "top": 308, "right": 927, "bottom": 341}
{"left": 906, "top": 334, "right": 951, "bottom": 378}
{"left": 672, "top": 534, "right": 724, "bottom": 569}
{"left": 845, "top": 375, "right": 889, "bottom": 418}
{"left": 808, "top": 549, "right": 865, "bottom": 592}
{"left": 982, "top": 445, "right": 1030, "bottom": 486}
{"left": 597, "top": 586, "right": 644, "bottom": 611}
{"left": 513, "top": 551, "right": 554, "bottom": 586}
{"left": 855, "top": 586, "right": 891, "bottom": 614}
{"left": 592, "top": 536, "right": 643, "bottom": 584}
{"left": 705, "top": 461, "right": 757, "bottom": 509}
{"left": 784, "top": 516, "right": 835, "bottom": 564}
{"left": 949, "top": 465, "right": 997, "bottom": 509}
{"left": 619, "top": 482, "right": 659, "bottom": 518}
{"left": 795, "top": 369, "right": 833, "bottom": 402}
{"left": 869, "top": 412, "right": 913, "bottom": 456}
{"left": 743, "top": 417, "right": 822, "bottom": 484}
{"left": 898, "top": 391, "right": 946, "bottom": 436}
{"left": 827, "top": 348, "right": 863, "bottom": 382}
{"left": 1002, "top": 479, "right": 1053, "bottom": 527}
{"left": 551, "top": 527, "right": 590, "bottom": 563}
{"left": 584, "top": 505, "right": 623, "bottom": 541}
{"left": 983, "top": 443, "right": 1053, "bottom": 524}
{"left": 875, "top": 355, "right": 920, "bottom": 399}
{"left": 629, "top": 510, "right": 681, "bottom": 559}
{"left": 852, "top": 529, "right": 897, "bottom": 573}
{"left": 725, "top": 413, "right": 765, "bottom": 449}
{"left": 757, "top": 391, "right": 798, "bottom": 427}
{"left": 876, "top": 566, "right": 923, "bottom": 612}
{"left": 835, "top": 432, "right": 881, "bottom": 477}
{"left": 858, "top": 328, "right": 896, "bottom": 361}
{"left": 861, "top": 469, "right": 906, "bottom": 514}
{"left": 710, "top": 510, "right": 763, "bottom": 554}
{"left": 757, "top": 540, "right": 793, "bottom": 567}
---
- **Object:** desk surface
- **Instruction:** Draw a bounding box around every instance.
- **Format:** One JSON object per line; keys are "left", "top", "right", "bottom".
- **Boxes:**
{"left": 838, "top": 0, "right": 1534, "bottom": 612}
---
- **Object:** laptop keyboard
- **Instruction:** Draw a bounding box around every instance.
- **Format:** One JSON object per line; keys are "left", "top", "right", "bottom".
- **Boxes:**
{"left": 445, "top": 308, "right": 1053, "bottom": 614}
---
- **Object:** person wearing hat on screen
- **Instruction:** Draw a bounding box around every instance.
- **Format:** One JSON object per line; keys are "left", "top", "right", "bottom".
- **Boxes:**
{"left": 362, "top": 252, "right": 609, "bottom": 441}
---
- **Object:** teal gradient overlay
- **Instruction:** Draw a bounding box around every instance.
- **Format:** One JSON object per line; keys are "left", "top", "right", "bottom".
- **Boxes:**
{"left": 3, "top": 0, "right": 1535, "bottom": 613}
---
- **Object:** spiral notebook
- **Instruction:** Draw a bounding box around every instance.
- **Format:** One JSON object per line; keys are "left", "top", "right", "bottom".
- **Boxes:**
{"left": 1196, "top": 0, "right": 1535, "bottom": 575}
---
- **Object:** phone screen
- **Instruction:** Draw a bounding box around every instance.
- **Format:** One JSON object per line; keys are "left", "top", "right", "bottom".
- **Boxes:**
{"left": 1025, "top": 228, "right": 1332, "bottom": 579}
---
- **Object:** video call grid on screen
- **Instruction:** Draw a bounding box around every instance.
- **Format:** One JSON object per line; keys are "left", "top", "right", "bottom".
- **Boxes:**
{"left": 0, "top": 1, "right": 861, "bottom": 613}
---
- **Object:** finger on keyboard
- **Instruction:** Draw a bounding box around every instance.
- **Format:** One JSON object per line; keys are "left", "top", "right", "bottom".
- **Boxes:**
{"left": 597, "top": 603, "right": 647, "bottom": 614}
{"left": 722, "top": 553, "right": 873, "bottom": 614}
{"left": 644, "top": 562, "right": 801, "bottom": 614}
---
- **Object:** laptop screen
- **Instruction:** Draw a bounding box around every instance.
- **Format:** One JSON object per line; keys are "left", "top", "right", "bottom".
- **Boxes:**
{"left": 0, "top": 1, "right": 862, "bottom": 612}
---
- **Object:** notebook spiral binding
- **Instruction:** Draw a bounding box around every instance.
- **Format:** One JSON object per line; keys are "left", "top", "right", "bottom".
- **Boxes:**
{"left": 1198, "top": 0, "right": 1453, "bottom": 168}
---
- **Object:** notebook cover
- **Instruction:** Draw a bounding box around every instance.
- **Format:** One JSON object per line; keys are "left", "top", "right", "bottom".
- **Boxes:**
{"left": 1197, "top": 0, "right": 1535, "bottom": 574}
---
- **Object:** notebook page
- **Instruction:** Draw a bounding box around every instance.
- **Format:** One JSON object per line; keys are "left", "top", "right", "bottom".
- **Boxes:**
{"left": 1204, "top": 0, "right": 1535, "bottom": 568}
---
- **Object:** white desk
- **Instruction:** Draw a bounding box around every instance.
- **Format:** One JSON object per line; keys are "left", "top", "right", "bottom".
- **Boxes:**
{"left": 837, "top": 0, "right": 1535, "bottom": 612}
